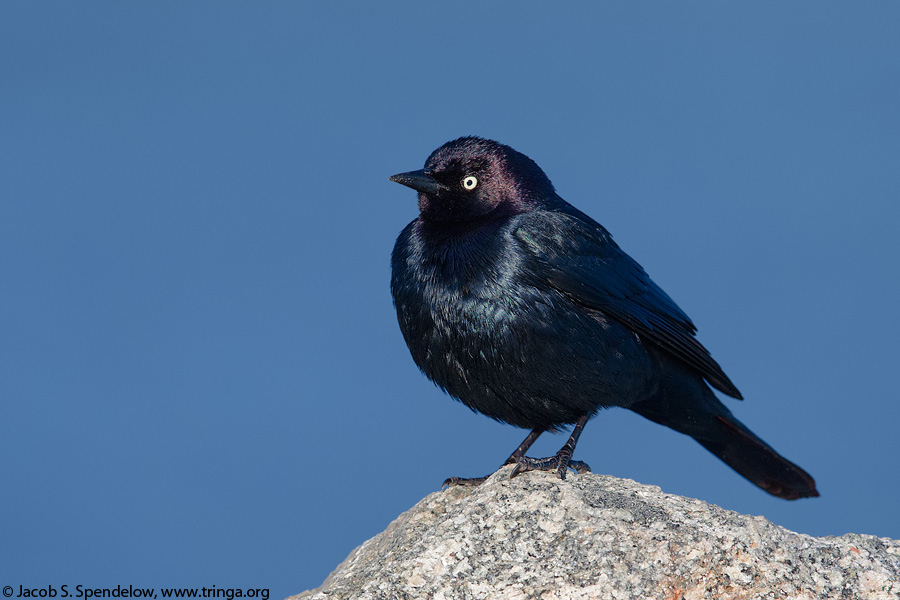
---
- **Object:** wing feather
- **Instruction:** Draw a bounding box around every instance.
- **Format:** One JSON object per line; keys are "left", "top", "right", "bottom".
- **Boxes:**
{"left": 514, "top": 206, "right": 742, "bottom": 399}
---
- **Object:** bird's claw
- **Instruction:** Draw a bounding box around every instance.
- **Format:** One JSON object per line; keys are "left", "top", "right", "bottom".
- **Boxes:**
{"left": 442, "top": 475, "right": 489, "bottom": 489}
{"left": 510, "top": 455, "right": 591, "bottom": 480}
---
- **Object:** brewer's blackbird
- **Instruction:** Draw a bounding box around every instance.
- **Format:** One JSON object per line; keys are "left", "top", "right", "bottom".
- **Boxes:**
{"left": 389, "top": 136, "right": 818, "bottom": 500}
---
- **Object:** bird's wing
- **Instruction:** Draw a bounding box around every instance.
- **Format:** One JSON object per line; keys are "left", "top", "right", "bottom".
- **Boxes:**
{"left": 513, "top": 207, "right": 742, "bottom": 399}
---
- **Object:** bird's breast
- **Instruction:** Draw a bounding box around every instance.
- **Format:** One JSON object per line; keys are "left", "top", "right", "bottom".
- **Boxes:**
{"left": 392, "top": 219, "right": 531, "bottom": 364}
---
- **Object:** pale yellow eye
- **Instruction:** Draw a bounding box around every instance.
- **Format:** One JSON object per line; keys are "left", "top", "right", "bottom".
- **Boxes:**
{"left": 462, "top": 176, "right": 478, "bottom": 190}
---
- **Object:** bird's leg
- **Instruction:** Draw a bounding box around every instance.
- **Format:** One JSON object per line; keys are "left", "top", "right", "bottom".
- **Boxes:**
{"left": 511, "top": 414, "right": 591, "bottom": 480}
{"left": 442, "top": 429, "right": 544, "bottom": 488}
{"left": 501, "top": 428, "right": 544, "bottom": 464}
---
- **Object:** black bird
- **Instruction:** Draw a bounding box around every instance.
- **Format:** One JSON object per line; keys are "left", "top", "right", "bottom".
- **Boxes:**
{"left": 389, "top": 136, "right": 818, "bottom": 500}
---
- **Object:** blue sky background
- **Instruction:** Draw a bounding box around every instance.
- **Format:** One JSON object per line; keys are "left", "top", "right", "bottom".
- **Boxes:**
{"left": 2, "top": 3, "right": 899, "bottom": 598}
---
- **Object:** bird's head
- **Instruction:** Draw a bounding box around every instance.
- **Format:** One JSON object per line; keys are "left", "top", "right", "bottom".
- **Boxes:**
{"left": 389, "top": 137, "right": 556, "bottom": 222}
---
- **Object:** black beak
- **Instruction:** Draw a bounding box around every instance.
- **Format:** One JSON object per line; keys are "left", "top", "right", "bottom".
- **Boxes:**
{"left": 389, "top": 169, "right": 446, "bottom": 195}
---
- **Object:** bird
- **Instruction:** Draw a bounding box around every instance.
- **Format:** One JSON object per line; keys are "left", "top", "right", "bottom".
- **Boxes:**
{"left": 388, "top": 136, "right": 818, "bottom": 500}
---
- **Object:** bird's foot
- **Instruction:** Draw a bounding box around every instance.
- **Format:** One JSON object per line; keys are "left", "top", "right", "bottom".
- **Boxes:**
{"left": 442, "top": 475, "right": 490, "bottom": 488}
{"left": 510, "top": 453, "right": 591, "bottom": 480}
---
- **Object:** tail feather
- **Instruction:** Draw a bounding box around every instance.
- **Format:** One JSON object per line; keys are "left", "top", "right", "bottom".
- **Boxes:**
{"left": 632, "top": 393, "right": 818, "bottom": 500}
{"left": 698, "top": 414, "right": 818, "bottom": 499}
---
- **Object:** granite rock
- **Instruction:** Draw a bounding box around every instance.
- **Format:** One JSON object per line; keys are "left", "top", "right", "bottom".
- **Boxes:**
{"left": 293, "top": 468, "right": 899, "bottom": 599}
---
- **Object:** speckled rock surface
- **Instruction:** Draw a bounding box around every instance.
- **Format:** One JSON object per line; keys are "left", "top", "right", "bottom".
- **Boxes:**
{"left": 292, "top": 468, "right": 900, "bottom": 599}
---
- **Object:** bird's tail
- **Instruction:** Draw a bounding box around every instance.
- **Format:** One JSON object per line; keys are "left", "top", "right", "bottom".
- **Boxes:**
{"left": 631, "top": 392, "right": 819, "bottom": 500}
